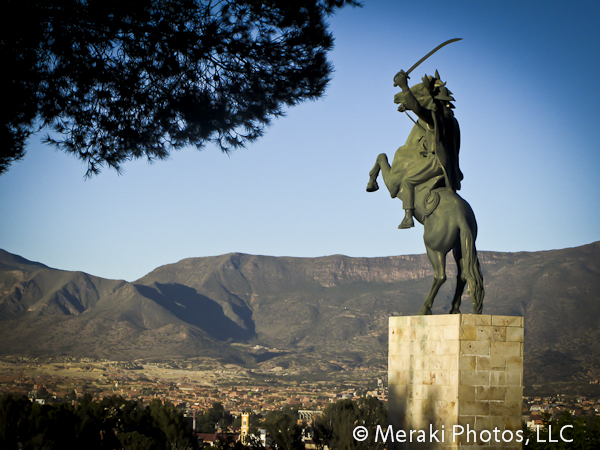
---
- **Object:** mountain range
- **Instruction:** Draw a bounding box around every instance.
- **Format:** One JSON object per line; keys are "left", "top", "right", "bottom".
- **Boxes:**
{"left": 1, "top": 242, "right": 599, "bottom": 385}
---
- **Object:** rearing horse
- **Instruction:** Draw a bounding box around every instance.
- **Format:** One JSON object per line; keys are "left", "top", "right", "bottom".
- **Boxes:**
{"left": 367, "top": 134, "right": 484, "bottom": 315}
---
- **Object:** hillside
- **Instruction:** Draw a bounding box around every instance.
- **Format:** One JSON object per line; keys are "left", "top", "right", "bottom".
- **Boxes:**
{"left": 0, "top": 243, "right": 599, "bottom": 385}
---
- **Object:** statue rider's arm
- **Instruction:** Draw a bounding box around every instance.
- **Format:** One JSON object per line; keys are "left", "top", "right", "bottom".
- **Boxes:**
{"left": 393, "top": 71, "right": 434, "bottom": 126}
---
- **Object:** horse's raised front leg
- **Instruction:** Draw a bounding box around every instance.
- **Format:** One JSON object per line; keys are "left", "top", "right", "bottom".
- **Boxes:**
{"left": 366, "top": 158, "right": 381, "bottom": 192}
{"left": 373, "top": 153, "right": 402, "bottom": 198}
{"left": 418, "top": 247, "right": 447, "bottom": 315}
{"left": 449, "top": 245, "right": 466, "bottom": 314}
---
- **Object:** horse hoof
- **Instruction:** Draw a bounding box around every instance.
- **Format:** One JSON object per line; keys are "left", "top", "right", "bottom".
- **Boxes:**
{"left": 418, "top": 307, "right": 432, "bottom": 315}
{"left": 366, "top": 181, "right": 379, "bottom": 192}
{"left": 449, "top": 308, "right": 461, "bottom": 314}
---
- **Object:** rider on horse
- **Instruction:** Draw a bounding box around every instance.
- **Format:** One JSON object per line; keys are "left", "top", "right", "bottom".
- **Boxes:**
{"left": 365, "top": 58, "right": 484, "bottom": 315}
{"left": 392, "top": 70, "right": 463, "bottom": 229}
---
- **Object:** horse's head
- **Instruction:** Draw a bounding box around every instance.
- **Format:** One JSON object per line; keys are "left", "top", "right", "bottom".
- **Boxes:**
{"left": 394, "top": 82, "right": 436, "bottom": 110}
{"left": 395, "top": 72, "right": 455, "bottom": 111}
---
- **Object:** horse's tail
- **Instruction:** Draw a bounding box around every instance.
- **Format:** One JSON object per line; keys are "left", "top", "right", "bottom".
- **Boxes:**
{"left": 460, "top": 225, "right": 484, "bottom": 314}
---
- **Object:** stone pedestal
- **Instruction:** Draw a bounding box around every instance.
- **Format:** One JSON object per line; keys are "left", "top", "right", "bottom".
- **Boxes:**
{"left": 388, "top": 315, "right": 523, "bottom": 450}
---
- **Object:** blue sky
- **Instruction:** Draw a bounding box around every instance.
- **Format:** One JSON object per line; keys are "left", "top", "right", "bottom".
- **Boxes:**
{"left": 1, "top": 0, "right": 599, "bottom": 282}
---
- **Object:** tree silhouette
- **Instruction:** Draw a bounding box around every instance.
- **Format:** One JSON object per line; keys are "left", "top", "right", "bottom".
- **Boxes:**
{"left": 312, "top": 398, "right": 387, "bottom": 450}
{"left": 2, "top": 0, "right": 359, "bottom": 176}
{"left": 263, "top": 409, "right": 305, "bottom": 450}
{"left": 0, "top": 393, "right": 198, "bottom": 450}
{"left": 196, "top": 401, "right": 234, "bottom": 433}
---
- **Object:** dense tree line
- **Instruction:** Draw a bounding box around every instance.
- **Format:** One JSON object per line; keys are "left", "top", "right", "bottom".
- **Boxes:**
{"left": 0, "top": 393, "right": 389, "bottom": 450}
{"left": 2, "top": 0, "right": 359, "bottom": 176}
{"left": 0, "top": 393, "right": 197, "bottom": 450}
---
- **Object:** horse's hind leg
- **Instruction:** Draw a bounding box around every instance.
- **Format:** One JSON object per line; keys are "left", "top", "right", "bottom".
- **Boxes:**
{"left": 418, "top": 248, "right": 447, "bottom": 315}
{"left": 449, "top": 245, "right": 466, "bottom": 314}
{"left": 367, "top": 158, "right": 381, "bottom": 192}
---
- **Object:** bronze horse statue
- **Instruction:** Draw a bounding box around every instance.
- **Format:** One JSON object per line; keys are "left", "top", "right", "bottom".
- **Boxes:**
{"left": 367, "top": 70, "right": 484, "bottom": 315}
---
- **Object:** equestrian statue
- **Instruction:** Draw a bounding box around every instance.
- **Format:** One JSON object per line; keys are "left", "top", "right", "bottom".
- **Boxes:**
{"left": 366, "top": 39, "right": 484, "bottom": 315}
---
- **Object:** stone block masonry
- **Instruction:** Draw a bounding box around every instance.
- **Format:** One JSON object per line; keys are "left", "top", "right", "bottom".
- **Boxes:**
{"left": 388, "top": 315, "right": 524, "bottom": 450}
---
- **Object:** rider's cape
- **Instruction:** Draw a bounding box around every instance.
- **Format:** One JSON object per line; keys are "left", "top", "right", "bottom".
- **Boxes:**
{"left": 399, "top": 85, "right": 463, "bottom": 192}
{"left": 430, "top": 111, "right": 463, "bottom": 192}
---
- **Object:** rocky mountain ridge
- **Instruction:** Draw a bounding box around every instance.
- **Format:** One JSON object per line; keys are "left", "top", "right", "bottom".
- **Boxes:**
{"left": 1, "top": 243, "right": 599, "bottom": 384}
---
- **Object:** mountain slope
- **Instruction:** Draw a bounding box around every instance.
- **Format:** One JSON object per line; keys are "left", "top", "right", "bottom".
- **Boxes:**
{"left": 0, "top": 250, "right": 240, "bottom": 360}
{"left": 0, "top": 243, "right": 599, "bottom": 383}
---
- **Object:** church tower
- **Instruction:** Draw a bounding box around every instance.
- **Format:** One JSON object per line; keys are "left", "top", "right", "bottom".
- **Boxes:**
{"left": 241, "top": 412, "right": 250, "bottom": 444}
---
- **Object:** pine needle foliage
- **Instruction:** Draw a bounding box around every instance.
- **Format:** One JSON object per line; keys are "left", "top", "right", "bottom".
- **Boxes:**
{"left": 2, "top": 0, "right": 359, "bottom": 176}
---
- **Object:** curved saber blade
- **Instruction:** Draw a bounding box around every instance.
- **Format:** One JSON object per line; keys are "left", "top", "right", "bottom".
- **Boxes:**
{"left": 406, "top": 38, "right": 462, "bottom": 75}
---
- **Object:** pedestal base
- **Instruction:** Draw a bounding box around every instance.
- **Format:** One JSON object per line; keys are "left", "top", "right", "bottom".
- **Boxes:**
{"left": 388, "top": 315, "right": 524, "bottom": 449}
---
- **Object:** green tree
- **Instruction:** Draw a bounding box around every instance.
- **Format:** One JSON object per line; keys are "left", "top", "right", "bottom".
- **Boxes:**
{"left": 263, "top": 410, "right": 304, "bottom": 450}
{"left": 147, "top": 398, "right": 196, "bottom": 450}
{"left": 0, "top": 394, "right": 34, "bottom": 449}
{"left": 117, "top": 431, "right": 157, "bottom": 450}
{"left": 312, "top": 398, "right": 387, "bottom": 450}
{"left": 2, "top": 0, "right": 359, "bottom": 176}
{"left": 36, "top": 385, "right": 52, "bottom": 401}
{"left": 196, "top": 402, "right": 233, "bottom": 433}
